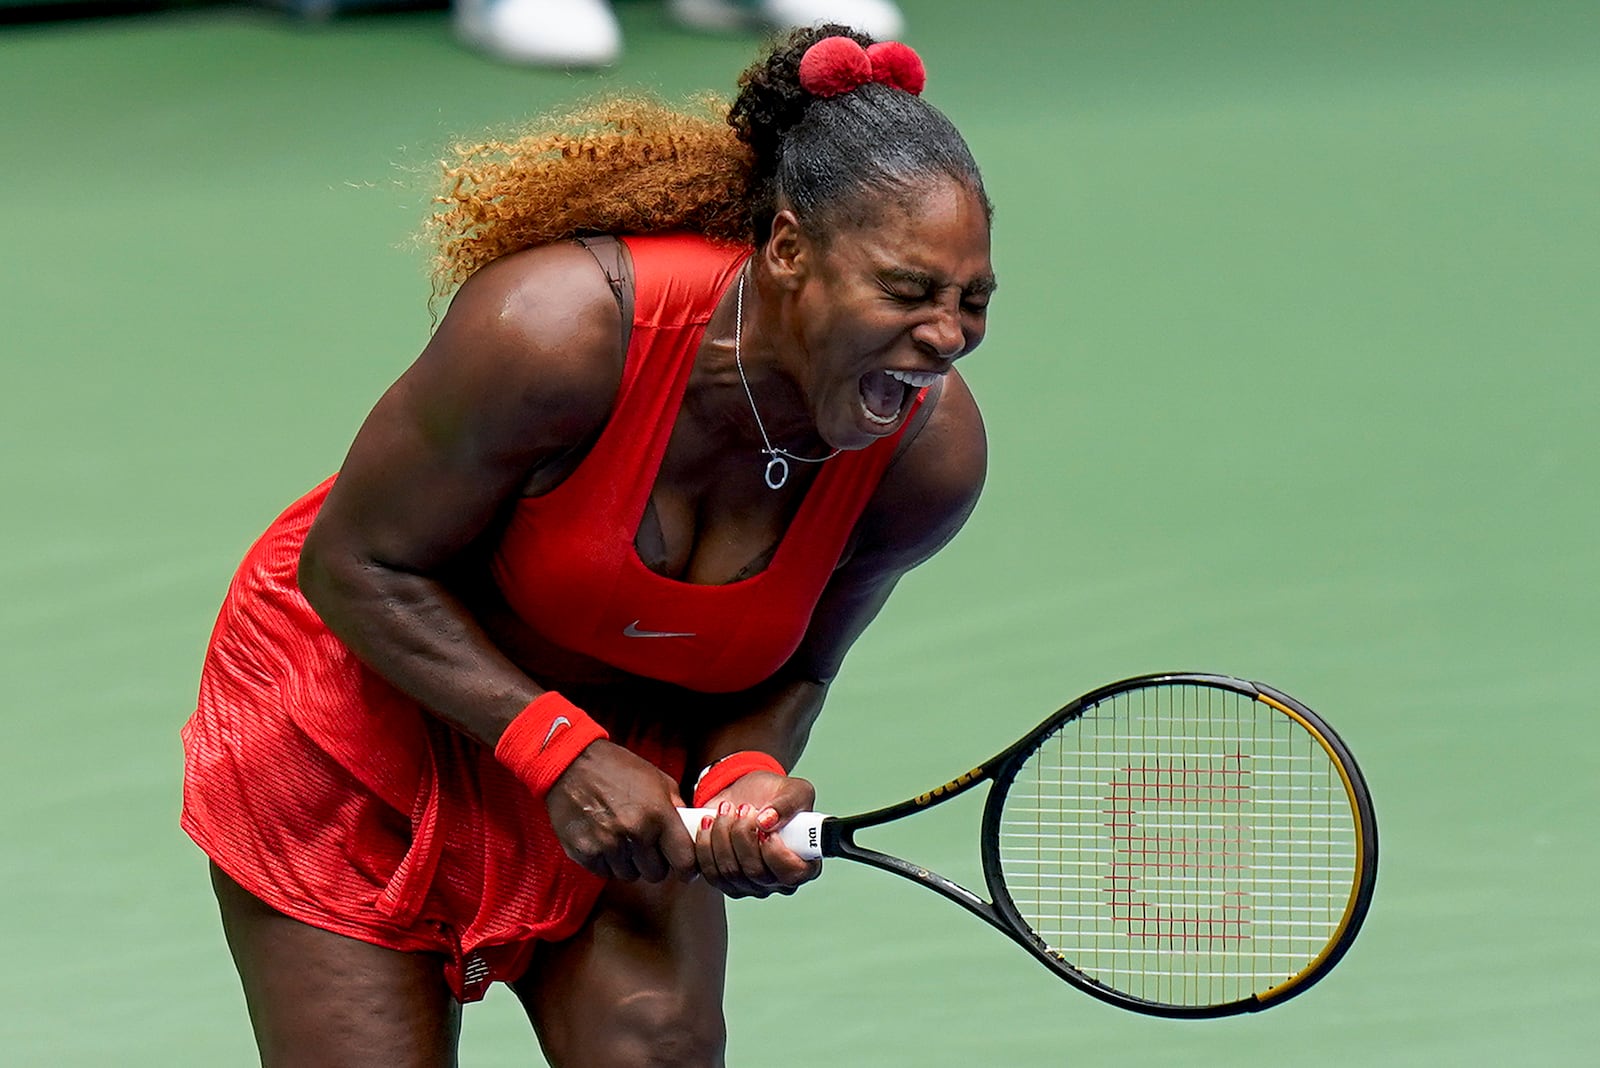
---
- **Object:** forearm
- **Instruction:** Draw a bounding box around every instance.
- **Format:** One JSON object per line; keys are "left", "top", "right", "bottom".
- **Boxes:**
{"left": 690, "top": 674, "right": 830, "bottom": 775}
{"left": 687, "top": 674, "right": 829, "bottom": 897}
{"left": 299, "top": 547, "right": 542, "bottom": 747}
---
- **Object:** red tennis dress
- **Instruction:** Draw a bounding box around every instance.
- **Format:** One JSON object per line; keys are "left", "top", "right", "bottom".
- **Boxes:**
{"left": 180, "top": 234, "right": 921, "bottom": 1001}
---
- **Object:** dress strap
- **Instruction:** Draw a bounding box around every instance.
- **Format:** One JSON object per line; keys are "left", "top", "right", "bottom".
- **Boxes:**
{"left": 574, "top": 235, "right": 635, "bottom": 357}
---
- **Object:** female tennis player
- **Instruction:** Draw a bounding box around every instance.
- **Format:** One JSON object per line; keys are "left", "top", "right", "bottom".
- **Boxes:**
{"left": 181, "top": 26, "right": 994, "bottom": 1066}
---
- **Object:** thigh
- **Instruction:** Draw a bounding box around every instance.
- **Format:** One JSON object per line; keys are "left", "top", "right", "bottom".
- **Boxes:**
{"left": 512, "top": 876, "right": 728, "bottom": 1068}
{"left": 210, "top": 862, "right": 462, "bottom": 1068}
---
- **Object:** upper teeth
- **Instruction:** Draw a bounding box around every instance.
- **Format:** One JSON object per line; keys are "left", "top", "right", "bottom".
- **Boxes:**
{"left": 885, "top": 369, "right": 939, "bottom": 387}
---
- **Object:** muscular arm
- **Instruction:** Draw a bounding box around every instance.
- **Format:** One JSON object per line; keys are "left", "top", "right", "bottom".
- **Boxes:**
{"left": 301, "top": 244, "right": 703, "bottom": 883}
{"left": 298, "top": 243, "right": 622, "bottom": 745}
{"left": 690, "top": 373, "right": 987, "bottom": 895}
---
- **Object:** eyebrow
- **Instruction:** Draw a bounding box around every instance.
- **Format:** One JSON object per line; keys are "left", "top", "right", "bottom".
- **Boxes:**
{"left": 879, "top": 267, "right": 1000, "bottom": 297}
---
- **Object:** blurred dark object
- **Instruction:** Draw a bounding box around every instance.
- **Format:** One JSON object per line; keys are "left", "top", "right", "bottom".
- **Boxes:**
{"left": 0, "top": 0, "right": 447, "bottom": 24}
{"left": 250, "top": 0, "right": 446, "bottom": 18}
{"left": 1, "top": 0, "right": 184, "bottom": 22}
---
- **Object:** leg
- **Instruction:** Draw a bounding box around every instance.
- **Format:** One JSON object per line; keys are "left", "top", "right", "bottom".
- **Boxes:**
{"left": 512, "top": 876, "right": 728, "bottom": 1067}
{"left": 210, "top": 862, "right": 462, "bottom": 1068}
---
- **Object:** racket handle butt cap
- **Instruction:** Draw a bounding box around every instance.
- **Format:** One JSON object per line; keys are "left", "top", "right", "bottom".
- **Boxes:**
{"left": 677, "top": 807, "right": 827, "bottom": 861}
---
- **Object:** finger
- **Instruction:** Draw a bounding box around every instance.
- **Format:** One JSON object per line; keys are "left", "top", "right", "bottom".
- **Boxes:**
{"left": 604, "top": 842, "right": 641, "bottom": 882}
{"left": 562, "top": 830, "right": 616, "bottom": 880}
{"left": 693, "top": 812, "right": 717, "bottom": 876}
{"left": 661, "top": 811, "right": 700, "bottom": 882}
{"left": 708, "top": 805, "right": 763, "bottom": 898}
{"left": 757, "top": 830, "right": 821, "bottom": 883}
{"left": 729, "top": 805, "right": 772, "bottom": 884}
{"left": 775, "top": 855, "right": 823, "bottom": 887}
{"left": 757, "top": 776, "right": 817, "bottom": 827}
{"left": 578, "top": 854, "right": 613, "bottom": 880}
{"left": 705, "top": 805, "right": 744, "bottom": 887}
{"left": 632, "top": 834, "right": 670, "bottom": 883}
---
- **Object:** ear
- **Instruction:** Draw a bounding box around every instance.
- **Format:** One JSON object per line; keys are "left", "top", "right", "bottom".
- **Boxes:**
{"left": 762, "top": 209, "right": 813, "bottom": 292}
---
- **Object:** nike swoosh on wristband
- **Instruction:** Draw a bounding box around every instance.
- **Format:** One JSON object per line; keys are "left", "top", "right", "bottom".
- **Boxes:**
{"left": 541, "top": 716, "right": 571, "bottom": 751}
{"left": 623, "top": 620, "right": 697, "bottom": 638}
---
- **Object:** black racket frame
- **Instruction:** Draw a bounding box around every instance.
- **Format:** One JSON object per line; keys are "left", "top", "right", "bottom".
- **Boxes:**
{"left": 815, "top": 672, "right": 1379, "bottom": 1018}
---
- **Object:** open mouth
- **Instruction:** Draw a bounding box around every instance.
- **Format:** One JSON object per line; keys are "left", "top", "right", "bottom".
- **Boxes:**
{"left": 858, "top": 369, "right": 939, "bottom": 427}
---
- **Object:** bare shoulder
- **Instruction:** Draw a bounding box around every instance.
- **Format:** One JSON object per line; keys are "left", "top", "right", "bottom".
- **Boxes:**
{"left": 304, "top": 242, "right": 628, "bottom": 570}
{"left": 408, "top": 241, "right": 627, "bottom": 453}
{"left": 856, "top": 369, "right": 988, "bottom": 569}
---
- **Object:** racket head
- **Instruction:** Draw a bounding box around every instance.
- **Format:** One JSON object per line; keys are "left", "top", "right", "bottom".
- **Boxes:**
{"left": 979, "top": 673, "right": 1377, "bottom": 1017}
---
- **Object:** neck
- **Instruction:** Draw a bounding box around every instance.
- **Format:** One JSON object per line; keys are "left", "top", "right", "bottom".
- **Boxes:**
{"left": 732, "top": 269, "right": 839, "bottom": 488}
{"left": 677, "top": 284, "right": 789, "bottom": 454}
{"left": 739, "top": 271, "right": 829, "bottom": 435}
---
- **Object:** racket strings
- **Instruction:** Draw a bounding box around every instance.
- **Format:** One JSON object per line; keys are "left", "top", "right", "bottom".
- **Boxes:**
{"left": 995, "top": 684, "right": 1359, "bottom": 1008}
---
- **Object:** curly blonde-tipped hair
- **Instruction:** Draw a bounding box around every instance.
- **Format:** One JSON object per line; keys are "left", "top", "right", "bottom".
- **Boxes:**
{"left": 426, "top": 95, "right": 755, "bottom": 301}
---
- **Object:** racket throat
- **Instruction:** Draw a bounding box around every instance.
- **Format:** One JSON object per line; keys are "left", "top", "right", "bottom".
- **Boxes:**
{"left": 828, "top": 828, "right": 1006, "bottom": 934}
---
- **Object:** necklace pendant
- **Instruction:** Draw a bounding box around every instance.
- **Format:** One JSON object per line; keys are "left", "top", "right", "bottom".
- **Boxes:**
{"left": 763, "top": 454, "right": 790, "bottom": 490}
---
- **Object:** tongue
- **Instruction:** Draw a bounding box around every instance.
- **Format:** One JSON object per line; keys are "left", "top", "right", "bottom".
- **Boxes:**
{"left": 860, "top": 371, "right": 905, "bottom": 420}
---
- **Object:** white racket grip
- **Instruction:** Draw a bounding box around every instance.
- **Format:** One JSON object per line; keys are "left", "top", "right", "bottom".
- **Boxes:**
{"left": 677, "top": 807, "right": 828, "bottom": 861}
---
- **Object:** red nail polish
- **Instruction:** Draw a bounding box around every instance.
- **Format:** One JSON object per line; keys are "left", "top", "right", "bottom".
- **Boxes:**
{"left": 700, "top": 816, "right": 713, "bottom": 832}
{"left": 757, "top": 807, "right": 780, "bottom": 831}
{"left": 738, "top": 804, "right": 753, "bottom": 819}
{"left": 718, "top": 801, "right": 732, "bottom": 816}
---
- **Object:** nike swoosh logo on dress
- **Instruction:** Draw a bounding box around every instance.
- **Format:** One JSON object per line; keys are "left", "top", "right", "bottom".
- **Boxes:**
{"left": 623, "top": 620, "right": 697, "bottom": 639}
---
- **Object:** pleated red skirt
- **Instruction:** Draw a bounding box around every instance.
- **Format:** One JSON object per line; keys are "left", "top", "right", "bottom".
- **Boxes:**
{"left": 181, "top": 479, "right": 684, "bottom": 1001}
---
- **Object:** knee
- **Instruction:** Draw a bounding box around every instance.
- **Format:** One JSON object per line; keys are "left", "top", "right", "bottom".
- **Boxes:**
{"left": 604, "top": 988, "right": 726, "bottom": 1067}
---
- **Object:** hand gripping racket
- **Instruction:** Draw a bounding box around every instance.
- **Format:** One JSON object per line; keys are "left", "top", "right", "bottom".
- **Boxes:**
{"left": 680, "top": 673, "right": 1377, "bottom": 1017}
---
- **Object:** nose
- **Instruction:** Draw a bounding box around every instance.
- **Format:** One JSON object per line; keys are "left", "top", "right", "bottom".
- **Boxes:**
{"left": 912, "top": 300, "right": 966, "bottom": 360}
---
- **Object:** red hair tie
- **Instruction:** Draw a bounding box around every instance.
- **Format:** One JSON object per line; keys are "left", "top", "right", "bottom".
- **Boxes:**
{"left": 798, "top": 36, "right": 926, "bottom": 98}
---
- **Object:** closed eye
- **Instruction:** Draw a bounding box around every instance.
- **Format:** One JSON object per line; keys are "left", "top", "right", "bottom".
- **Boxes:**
{"left": 878, "top": 270, "right": 995, "bottom": 313}
{"left": 881, "top": 283, "right": 932, "bottom": 304}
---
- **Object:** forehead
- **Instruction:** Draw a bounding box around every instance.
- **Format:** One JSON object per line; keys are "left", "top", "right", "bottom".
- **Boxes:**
{"left": 827, "top": 175, "right": 994, "bottom": 287}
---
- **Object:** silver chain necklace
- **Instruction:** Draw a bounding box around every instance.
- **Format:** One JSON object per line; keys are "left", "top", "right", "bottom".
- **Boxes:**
{"left": 735, "top": 272, "right": 841, "bottom": 490}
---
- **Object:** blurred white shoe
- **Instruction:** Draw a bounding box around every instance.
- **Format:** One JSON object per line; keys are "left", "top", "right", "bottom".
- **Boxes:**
{"left": 455, "top": 0, "right": 623, "bottom": 67}
{"left": 668, "top": 0, "right": 904, "bottom": 40}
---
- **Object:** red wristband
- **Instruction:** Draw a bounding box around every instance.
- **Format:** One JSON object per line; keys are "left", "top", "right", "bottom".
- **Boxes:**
{"left": 494, "top": 692, "right": 609, "bottom": 800}
{"left": 692, "top": 750, "right": 786, "bottom": 807}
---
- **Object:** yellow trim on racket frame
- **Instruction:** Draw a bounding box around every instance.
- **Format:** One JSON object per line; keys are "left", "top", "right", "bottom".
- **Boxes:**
{"left": 1253, "top": 692, "right": 1369, "bottom": 1004}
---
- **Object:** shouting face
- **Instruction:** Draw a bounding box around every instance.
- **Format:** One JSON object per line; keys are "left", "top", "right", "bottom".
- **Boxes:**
{"left": 765, "top": 174, "right": 996, "bottom": 451}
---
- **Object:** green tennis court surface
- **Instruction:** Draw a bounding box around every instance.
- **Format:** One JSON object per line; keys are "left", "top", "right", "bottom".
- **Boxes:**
{"left": 3, "top": 1, "right": 1596, "bottom": 1063}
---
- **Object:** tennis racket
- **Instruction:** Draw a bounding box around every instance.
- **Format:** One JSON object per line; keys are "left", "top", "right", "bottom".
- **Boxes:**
{"left": 680, "top": 672, "right": 1377, "bottom": 1017}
